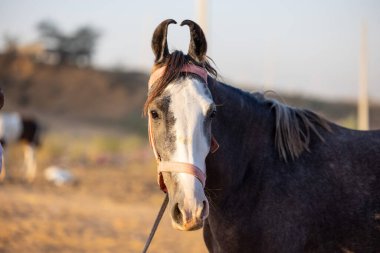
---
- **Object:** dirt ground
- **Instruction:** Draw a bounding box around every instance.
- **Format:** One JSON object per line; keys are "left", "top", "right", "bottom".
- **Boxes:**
{"left": 0, "top": 152, "right": 207, "bottom": 253}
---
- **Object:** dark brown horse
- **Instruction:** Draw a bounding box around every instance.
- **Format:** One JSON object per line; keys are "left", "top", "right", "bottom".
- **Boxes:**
{"left": 146, "top": 19, "right": 380, "bottom": 252}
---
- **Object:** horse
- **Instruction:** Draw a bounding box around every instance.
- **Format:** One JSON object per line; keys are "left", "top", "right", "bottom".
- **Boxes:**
{"left": 145, "top": 19, "right": 380, "bottom": 252}
{"left": 0, "top": 112, "right": 40, "bottom": 182}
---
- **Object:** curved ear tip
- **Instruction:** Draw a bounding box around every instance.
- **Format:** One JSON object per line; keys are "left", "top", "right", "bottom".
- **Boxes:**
{"left": 164, "top": 19, "right": 177, "bottom": 25}
{"left": 180, "top": 20, "right": 194, "bottom": 26}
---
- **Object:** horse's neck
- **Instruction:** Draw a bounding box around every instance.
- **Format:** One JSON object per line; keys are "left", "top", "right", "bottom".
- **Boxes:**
{"left": 206, "top": 79, "right": 274, "bottom": 194}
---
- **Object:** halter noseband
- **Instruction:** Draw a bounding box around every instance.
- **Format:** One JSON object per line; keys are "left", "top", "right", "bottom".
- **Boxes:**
{"left": 148, "top": 64, "right": 219, "bottom": 192}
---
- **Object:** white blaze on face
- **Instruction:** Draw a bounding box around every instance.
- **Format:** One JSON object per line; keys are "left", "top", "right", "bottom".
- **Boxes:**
{"left": 166, "top": 77, "right": 213, "bottom": 200}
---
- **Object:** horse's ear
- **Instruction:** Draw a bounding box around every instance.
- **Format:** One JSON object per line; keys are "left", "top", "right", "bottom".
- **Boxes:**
{"left": 181, "top": 20, "right": 207, "bottom": 62}
{"left": 151, "top": 19, "right": 177, "bottom": 63}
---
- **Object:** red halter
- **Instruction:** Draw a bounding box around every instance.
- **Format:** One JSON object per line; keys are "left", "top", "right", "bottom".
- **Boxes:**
{"left": 148, "top": 64, "right": 219, "bottom": 192}
{"left": 148, "top": 64, "right": 209, "bottom": 87}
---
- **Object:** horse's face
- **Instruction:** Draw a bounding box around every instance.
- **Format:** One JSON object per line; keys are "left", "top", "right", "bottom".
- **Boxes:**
{"left": 147, "top": 19, "right": 216, "bottom": 230}
{"left": 149, "top": 76, "right": 214, "bottom": 230}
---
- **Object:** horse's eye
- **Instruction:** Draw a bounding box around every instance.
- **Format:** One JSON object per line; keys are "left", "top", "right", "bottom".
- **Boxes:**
{"left": 150, "top": 110, "right": 159, "bottom": 119}
{"left": 209, "top": 110, "right": 217, "bottom": 119}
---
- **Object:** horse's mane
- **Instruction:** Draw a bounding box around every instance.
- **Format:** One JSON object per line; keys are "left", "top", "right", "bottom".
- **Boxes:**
{"left": 252, "top": 92, "right": 331, "bottom": 162}
{"left": 144, "top": 50, "right": 217, "bottom": 115}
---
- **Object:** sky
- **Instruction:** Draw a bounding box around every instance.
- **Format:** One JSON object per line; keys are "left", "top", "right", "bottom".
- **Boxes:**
{"left": 0, "top": 0, "right": 379, "bottom": 101}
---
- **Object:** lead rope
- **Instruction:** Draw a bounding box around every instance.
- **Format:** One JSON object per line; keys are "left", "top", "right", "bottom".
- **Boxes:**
{"left": 142, "top": 117, "right": 166, "bottom": 253}
{"left": 142, "top": 194, "right": 169, "bottom": 253}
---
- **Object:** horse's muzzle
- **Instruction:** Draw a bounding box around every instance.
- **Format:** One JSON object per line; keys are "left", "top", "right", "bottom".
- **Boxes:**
{"left": 170, "top": 199, "right": 209, "bottom": 231}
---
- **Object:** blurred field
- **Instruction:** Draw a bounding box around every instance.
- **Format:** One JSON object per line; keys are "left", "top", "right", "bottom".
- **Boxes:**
{"left": 1, "top": 52, "right": 380, "bottom": 253}
{"left": 0, "top": 53, "right": 206, "bottom": 253}
{"left": 0, "top": 122, "right": 207, "bottom": 253}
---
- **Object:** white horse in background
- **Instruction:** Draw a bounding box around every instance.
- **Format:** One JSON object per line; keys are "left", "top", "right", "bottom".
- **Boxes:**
{"left": 0, "top": 113, "right": 40, "bottom": 182}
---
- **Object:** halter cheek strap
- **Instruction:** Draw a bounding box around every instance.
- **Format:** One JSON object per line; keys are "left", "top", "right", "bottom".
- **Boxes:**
{"left": 148, "top": 115, "right": 210, "bottom": 192}
{"left": 148, "top": 64, "right": 219, "bottom": 192}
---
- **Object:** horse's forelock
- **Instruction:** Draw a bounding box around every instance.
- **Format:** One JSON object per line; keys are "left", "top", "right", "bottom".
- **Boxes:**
{"left": 144, "top": 51, "right": 217, "bottom": 116}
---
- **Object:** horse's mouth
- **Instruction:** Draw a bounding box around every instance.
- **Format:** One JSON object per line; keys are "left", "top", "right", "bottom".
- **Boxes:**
{"left": 171, "top": 218, "right": 204, "bottom": 231}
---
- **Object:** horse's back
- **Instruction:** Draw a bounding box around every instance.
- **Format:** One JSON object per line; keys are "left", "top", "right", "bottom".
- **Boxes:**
{"left": 255, "top": 126, "right": 380, "bottom": 252}
{"left": 330, "top": 127, "right": 380, "bottom": 174}
{"left": 310, "top": 127, "right": 380, "bottom": 251}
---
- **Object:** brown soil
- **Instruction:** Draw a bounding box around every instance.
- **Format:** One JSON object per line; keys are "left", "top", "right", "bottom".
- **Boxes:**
{"left": 0, "top": 164, "right": 207, "bottom": 253}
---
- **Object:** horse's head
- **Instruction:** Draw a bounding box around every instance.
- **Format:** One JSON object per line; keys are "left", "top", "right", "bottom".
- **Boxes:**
{"left": 145, "top": 19, "right": 218, "bottom": 231}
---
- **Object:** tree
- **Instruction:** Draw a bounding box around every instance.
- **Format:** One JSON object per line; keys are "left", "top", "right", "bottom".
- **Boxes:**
{"left": 37, "top": 20, "right": 99, "bottom": 66}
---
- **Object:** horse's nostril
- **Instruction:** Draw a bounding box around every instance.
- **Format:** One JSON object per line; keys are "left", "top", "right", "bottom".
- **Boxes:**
{"left": 171, "top": 202, "right": 183, "bottom": 225}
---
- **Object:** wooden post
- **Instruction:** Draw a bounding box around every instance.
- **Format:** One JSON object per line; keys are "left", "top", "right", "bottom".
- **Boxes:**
{"left": 197, "top": 0, "right": 208, "bottom": 35}
{"left": 358, "top": 21, "right": 369, "bottom": 130}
